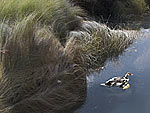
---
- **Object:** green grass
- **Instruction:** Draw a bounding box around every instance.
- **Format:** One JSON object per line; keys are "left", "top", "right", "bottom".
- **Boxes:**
{"left": 145, "top": 0, "right": 150, "bottom": 5}
{"left": 113, "top": 0, "right": 146, "bottom": 20}
{"left": 66, "top": 21, "right": 136, "bottom": 70}
{"left": 0, "top": 0, "right": 139, "bottom": 113}
{"left": 0, "top": 0, "right": 84, "bottom": 39}
{"left": 70, "top": 0, "right": 147, "bottom": 21}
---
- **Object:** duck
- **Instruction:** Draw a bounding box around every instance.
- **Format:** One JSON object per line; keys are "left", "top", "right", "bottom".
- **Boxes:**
{"left": 100, "top": 72, "right": 133, "bottom": 89}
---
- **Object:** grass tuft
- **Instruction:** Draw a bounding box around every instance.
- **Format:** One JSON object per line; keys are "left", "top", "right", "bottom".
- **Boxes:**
{"left": 70, "top": 0, "right": 147, "bottom": 21}
{"left": 67, "top": 21, "right": 136, "bottom": 70}
{"left": 0, "top": 0, "right": 85, "bottom": 39}
{"left": 0, "top": 14, "right": 86, "bottom": 113}
{"left": 0, "top": 0, "right": 139, "bottom": 113}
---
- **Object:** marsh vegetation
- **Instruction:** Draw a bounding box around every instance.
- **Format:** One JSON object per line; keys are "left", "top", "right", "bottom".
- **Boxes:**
{"left": 0, "top": 0, "right": 149, "bottom": 113}
{"left": 70, "top": 0, "right": 148, "bottom": 22}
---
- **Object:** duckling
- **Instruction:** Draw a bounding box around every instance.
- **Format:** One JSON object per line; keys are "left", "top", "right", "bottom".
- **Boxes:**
{"left": 122, "top": 83, "right": 130, "bottom": 90}
{"left": 100, "top": 72, "right": 133, "bottom": 89}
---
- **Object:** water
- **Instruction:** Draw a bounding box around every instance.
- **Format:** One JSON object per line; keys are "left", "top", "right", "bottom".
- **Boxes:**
{"left": 74, "top": 29, "right": 150, "bottom": 113}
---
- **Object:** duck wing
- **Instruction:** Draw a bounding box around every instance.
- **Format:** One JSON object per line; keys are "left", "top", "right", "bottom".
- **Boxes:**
{"left": 105, "top": 77, "right": 126, "bottom": 86}
{"left": 106, "top": 77, "right": 121, "bottom": 82}
{"left": 105, "top": 77, "right": 120, "bottom": 86}
{"left": 115, "top": 77, "right": 124, "bottom": 82}
{"left": 114, "top": 77, "right": 127, "bottom": 86}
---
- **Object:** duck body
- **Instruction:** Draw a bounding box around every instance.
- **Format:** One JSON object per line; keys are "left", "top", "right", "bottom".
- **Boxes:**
{"left": 101, "top": 72, "right": 133, "bottom": 89}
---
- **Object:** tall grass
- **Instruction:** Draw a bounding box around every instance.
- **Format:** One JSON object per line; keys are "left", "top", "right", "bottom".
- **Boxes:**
{"left": 0, "top": 0, "right": 84, "bottom": 39}
{"left": 70, "top": 0, "right": 147, "bottom": 21}
{"left": 0, "top": 14, "right": 137, "bottom": 113}
{"left": 113, "top": 0, "right": 146, "bottom": 20}
{"left": 0, "top": 14, "right": 86, "bottom": 113}
{"left": 0, "top": 0, "right": 138, "bottom": 113}
{"left": 66, "top": 21, "right": 136, "bottom": 70}
{"left": 145, "top": 0, "right": 150, "bottom": 5}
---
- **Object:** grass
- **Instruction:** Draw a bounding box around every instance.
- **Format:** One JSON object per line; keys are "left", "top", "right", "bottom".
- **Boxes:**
{"left": 0, "top": 15, "right": 137, "bottom": 113}
{"left": 113, "top": 0, "right": 146, "bottom": 20}
{"left": 66, "top": 21, "right": 136, "bottom": 71}
{"left": 0, "top": 14, "right": 86, "bottom": 113}
{"left": 145, "top": 0, "right": 150, "bottom": 5}
{"left": 0, "top": 0, "right": 139, "bottom": 113}
{"left": 70, "top": 0, "right": 147, "bottom": 21}
{"left": 0, "top": 0, "right": 84, "bottom": 40}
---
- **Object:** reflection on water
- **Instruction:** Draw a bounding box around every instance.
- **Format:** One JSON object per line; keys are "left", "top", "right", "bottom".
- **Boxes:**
{"left": 74, "top": 29, "right": 150, "bottom": 113}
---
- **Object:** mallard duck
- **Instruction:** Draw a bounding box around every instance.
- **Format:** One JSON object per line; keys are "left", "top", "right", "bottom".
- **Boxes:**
{"left": 100, "top": 72, "right": 133, "bottom": 89}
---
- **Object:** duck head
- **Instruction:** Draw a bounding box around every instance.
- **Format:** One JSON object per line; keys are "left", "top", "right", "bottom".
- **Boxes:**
{"left": 125, "top": 72, "right": 133, "bottom": 77}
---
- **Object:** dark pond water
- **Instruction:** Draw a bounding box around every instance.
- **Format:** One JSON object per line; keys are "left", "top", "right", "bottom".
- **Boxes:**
{"left": 74, "top": 29, "right": 150, "bottom": 113}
